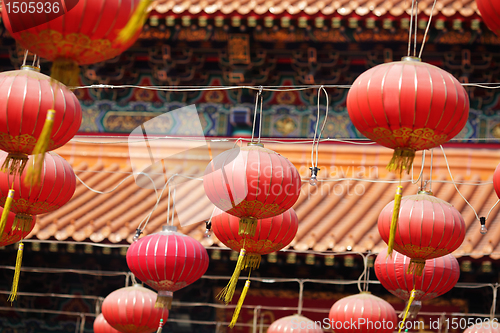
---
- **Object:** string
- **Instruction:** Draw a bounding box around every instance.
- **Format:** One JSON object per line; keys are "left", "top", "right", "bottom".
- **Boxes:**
{"left": 418, "top": 0, "right": 438, "bottom": 59}
{"left": 429, "top": 148, "right": 433, "bottom": 192}
{"left": 250, "top": 87, "right": 262, "bottom": 143}
{"left": 258, "top": 88, "right": 263, "bottom": 143}
{"left": 407, "top": 0, "right": 415, "bottom": 57}
{"left": 414, "top": 0, "right": 418, "bottom": 57}
{"left": 315, "top": 86, "right": 329, "bottom": 168}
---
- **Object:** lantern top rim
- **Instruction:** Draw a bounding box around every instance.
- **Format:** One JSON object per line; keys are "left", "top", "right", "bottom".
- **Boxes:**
{"left": 162, "top": 225, "right": 177, "bottom": 232}
{"left": 417, "top": 190, "right": 433, "bottom": 195}
{"left": 20, "top": 65, "right": 40, "bottom": 72}
{"left": 247, "top": 142, "right": 264, "bottom": 147}
{"left": 401, "top": 56, "right": 422, "bottom": 62}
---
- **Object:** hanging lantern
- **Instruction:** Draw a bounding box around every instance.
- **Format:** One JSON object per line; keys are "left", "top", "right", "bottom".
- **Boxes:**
{"left": 127, "top": 226, "right": 209, "bottom": 310}
{"left": 374, "top": 248, "right": 460, "bottom": 319}
{"left": 347, "top": 57, "right": 469, "bottom": 174}
{"left": 0, "top": 151, "right": 76, "bottom": 302}
{"left": 102, "top": 284, "right": 168, "bottom": 333}
{"left": 464, "top": 322, "right": 500, "bottom": 333}
{"left": 328, "top": 292, "right": 398, "bottom": 333}
{"left": 94, "top": 313, "right": 122, "bottom": 333}
{"left": 1, "top": 0, "right": 150, "bottom": 86}
{"left": 267, "top": 314, "right": 324, "bottom": 333}
{"left": 0, "top": 66, "right": 81, "bottom": 182}
{"left": 493, "top": 163, "right": 500, "bottom": 199}
{"left": 211, "top": 208, "right": 298, "bottom": 327}
{"left": 476, "top": 0, "right": 500, "bottom": 37}
{"left": 0, "top": 208, "right": 35, "bottom": 247}
{"left": 203, "top": 143, "right": 301, "bottom": 238}
{"left": 378, "top": 191, "right": 466, "bottom": 276}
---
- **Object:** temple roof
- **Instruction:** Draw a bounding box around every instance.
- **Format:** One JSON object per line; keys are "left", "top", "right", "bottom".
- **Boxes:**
{"left": 150, "top": 0, "right": 479, "bottom": 19}
{"left": 26, "top": 138, "right": 500, "bottom": 259}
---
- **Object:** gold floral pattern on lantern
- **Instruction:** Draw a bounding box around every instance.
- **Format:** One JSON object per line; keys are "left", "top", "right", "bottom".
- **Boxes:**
{"left": 18, "top": 30, "right": 126, "bottom": 64}
{"left": 364, "top": 127, "right": 448, "bottom": 151}
{"left": 227, "top": 239, "right": 284, "bottom": 255}
{"left": 395, "top": 244, "right": 451, "bottom": 259}
{"left": 146, "top": 280, "right": 188, "bottom": 292}
{"left": 217, "top": 199, "right": 284, "bottom": 219}
{"left": 0, "top": 197, "right": 60, "bottom": 215}
{"left": 0, "top": 132, "right": 55, "bottom": 154}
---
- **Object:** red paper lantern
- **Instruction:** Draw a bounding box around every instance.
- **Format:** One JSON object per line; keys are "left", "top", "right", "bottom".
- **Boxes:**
{"left": 328, "top": 292, "right": 398, "bottom": 333}
{"left": 267, "top": 314, "right": 324, "bottom": 333}
{"left": 378, "top": 192, "right": 466, "bottom": 275}
{"left": 347, "top": 57, "right": 469, "bottom": 173}
{"left": 0, "top": 208, "right": 35, "bottom": 247}
{"left": 204, "top": 143, "right": 301, "bottom": 237}
{"left": 102, "top": 284, "right": 168, "bottom": 333}
{"left": 126, "top": 226, "right": 209, "bottom": 309}
{"left": 0, "top": 151, "right": 77, "bottom": 221}
{"left": 0, "top": 66, "right": 81, "bottom": 175}
{"left": 212, "top": 207, "right": 298, "bottom": 268}
{"left": 476, "top": 0, "right": 500, "bottom": 37}
{"left": 94, "top": 313, "right": 121, "bottom": 333}
{"left": 375, "top": 248, "right": 460, "bottom": 318}
{"left": 1, "top": 0, "right": 148, "bottom": 86}
{"left": 464, "top": 322, "right": 500, "bottom": 333}
{"left": 493, "top": 163, "right": 500, "bottom": 199}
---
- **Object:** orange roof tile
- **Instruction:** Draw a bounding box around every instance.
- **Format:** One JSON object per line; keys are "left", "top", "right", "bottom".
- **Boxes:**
{"left": 150, "top": 0, "right": 479, "bottom": 18}
{"left": 26, "top": 139, "right": 500, "bottom": 258}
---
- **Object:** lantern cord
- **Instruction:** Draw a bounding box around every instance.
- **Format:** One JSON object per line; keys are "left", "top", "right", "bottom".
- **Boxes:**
{"left": 258, "top": 87, "right": 264, "bottom": 144}
{"left": 22, "top": 50, "right": 29, "bottom": 66}
{"left": 297, "top": 281, "right": 304, "bottom": 315}
{"left": 490, "top": 284, "right": 499, "bottom": 320}
{"left": 250, "top": 86, "right": 263, "bottom": 144}
{"left": 411, "top": 150, "right": 425, "bottom": 185}
{"left": 429, "top": 148, "right": 433, "bottom": 193}
{"left": 407, "top": 0, "right": 415, "bottom": 57}
{"left": 486, "top": 200, "right": 500, "bottom": 220}
{"left": 440, "top": 145, "right": 480, "bottom": 221}
{"left": 356, "top": 254, "right": 368, "bottom": 293}
{"left": 413, "top": 1, "right": 418, "bottom": 57}
{"left": 311, "top": 86, "right": 329, "bottom": 169}
{"left": 418, "top": 0, "right": 438, "bottom": 59}
{"left": 364, "top": 254, "right": 371, "bottom": 292}
{"left": 78, "top": 314, "right": 86, "bottom": 333}
{"left": 418, "top": 150, "right": 426, "bottom": 190}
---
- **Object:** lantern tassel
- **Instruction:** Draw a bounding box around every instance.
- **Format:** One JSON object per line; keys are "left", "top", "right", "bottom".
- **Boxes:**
{"left": 155, "top": 290, "right": 173, "bottom": 309}
{"left": 387, "top": 185, "right": 403, "bottom": 256}
{"left": 399, "top": 300, "right": 422, "bottom": 319}
{"left": 1, "top": 154, "right": 28, "bottom": 176}
{"left": 24, "top": 110, "right": 55, "bottom": 186}
{"left": 117, "top": 0, "right": 150, "bottom": 44}
{"left": 387, "top": 148, "right": 415, "bottom": 175}
{"left": 51, "top": 58, "right": 80, "bottom": 87}
{"left": 7, "top": 242, "right": 24, "bottom": 303}
{"left": 228, "top": 280, "right": 251, "bottom": 329}
{"left": 0, "top": 189, "right": 15, "bottom": 237}
{"left": 156, "top": 319, "right": 164, "bottom": 333}
{"left": 217, "top": 249, "right": 246, "bottom": 304}
{"left": 398, "top": 289, "right": 416, "bottom": 333}
{"left": 408, "top": 259, "right": 426, "bottom": 276}
{"left": 239, "top": 217, "right": 257, "bottom": 237}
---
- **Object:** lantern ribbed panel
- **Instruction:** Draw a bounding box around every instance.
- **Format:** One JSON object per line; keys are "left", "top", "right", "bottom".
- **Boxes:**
{"left": 377, "top": 194, "right": 466, "bottom": 260}
{"left": 477, "top": 0, "right": 500, "bottom": 36}
{"left": 267, "top": 314, "right": 324, "bottom": 333}
{"left": 212, "top": 208, "right": 298, "bottom": 255}
{"left": 203, "top": 145, "right": 301, "bottom": 220}
{"left": 347, "top": 60, "right": 469, "bottom": 151}
{"left": 0, "top": 69, "right": 81, "bottom": 155}
{"left": 374, "top": 249, "right": 460, "bottom": 301}
{"left": 127, "top": 230, "right": 209, "bottom": 293}
{"left": 0, "top": 208, "right": 35, "bottom": 246}
{"left": 0, "top": 152, "right": 76, "bottom": 215}
{"left": 94, "top": 313, "right": 122, "bottom": 333}
{"left": 102, "top": 284, "right": 167, "bottom": 333}
{"left": 328, "top": 292, "right": 398, "bottom": 333}
{"left": 1, "top": 0, "right": 143, "bottom": 65}
{"left": 464, "top": 323, "right": 500, "bottom": 333}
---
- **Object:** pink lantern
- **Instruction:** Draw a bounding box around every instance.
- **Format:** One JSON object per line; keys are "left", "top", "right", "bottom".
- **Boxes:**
{"left": 102, "top": 284, "right": 168, "bottom": 333}
{"left": 94, "top": 313, "right": 121, "bottom": 333}
{"left": 328, "top": 292, "right": 398, "bottom": 333}
{"left": 267, "top": 314, "right": 324, "bottom": 333}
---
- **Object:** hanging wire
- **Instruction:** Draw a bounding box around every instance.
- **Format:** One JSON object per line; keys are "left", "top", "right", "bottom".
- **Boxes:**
{"left": 414, "top": 0, "right": 418, "bottom": 57}
{"left": 250, "top": 86, "right": 263, "bottom": 143}
{"left": 310, "top": 86, "right": 330, "bottom": 169}
{"left": 491, "top": 284, "right": 499, "bottom": 320}
{"left": 258, "top": 87, "right": 264, "bottom": 143}
{"left": 429, "top": 148, "right": 433, "bottom": 193}
{"left": 418, "top": 0, "right": 438, "bottom": 59}
{"left": 407, "top": 0, "right": 416, "bottom": 57}
{"left": 411, "top": 151, "right": 426, "bottom": 185}
{"left": 440, "top": 145, "right": 480, "bottom": 221}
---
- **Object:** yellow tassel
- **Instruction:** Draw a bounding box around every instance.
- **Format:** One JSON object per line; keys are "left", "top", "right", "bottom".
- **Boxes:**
{"left": 387, "top": 186, "right": 403, "bottom": 256}
{"left": 117, "top": 0, "right": 150, "bottom": 44}
{"left": 398, "top": 289, "right": 416, "bottom": 333}
{"left": 1, "top": 154, "right": 28, "bottom": 176}
{"left": 0, "top": 189, "right": 14, "bottom": 237}
{"left": 155, "top": 292, "right": 173, "bottom": 310}
{"left": 217, "top": 249, "right": 246, "bottom": 304}
{"left": 50, "top": 58, "right": 80, "bottom": 87}
{"left": 408, "top": 259, "right": 426, "bottom": 276}
{"left": 239, "top": 217, "right": 257, "bottom": 237}
{"left": 7, "top": 242, "right": 24, "bottom": 303}
{"left": 387, "top": 148, "right": 416, "bottom": 175}
{"left": 228, "top": 280, "right": 251, "bottom": 328}
{"left": 24, "top": 110, "right": 55, "bottom": 187}
{"left": 156, "top": 319, "right": 164, "bottom": 333}
{"left": 242, "top": 254, "right": 261, "bottom": 270}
